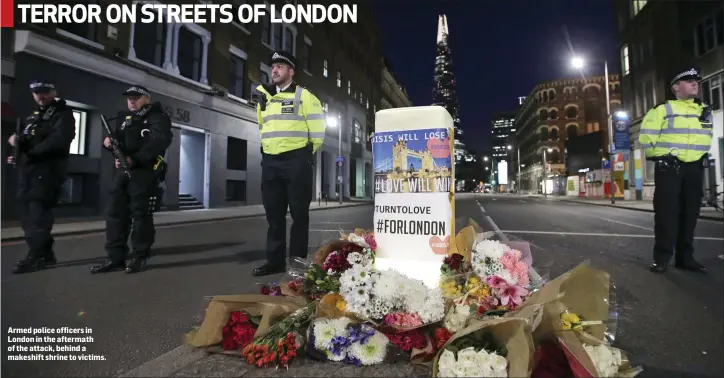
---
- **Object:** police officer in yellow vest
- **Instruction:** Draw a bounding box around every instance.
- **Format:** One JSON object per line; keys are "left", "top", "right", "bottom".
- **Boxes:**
{"left": 253, "top": 51, "right": 326, "bottom": 277}
{"left": 640, "top": 68, "right": 713, "bottom": 274}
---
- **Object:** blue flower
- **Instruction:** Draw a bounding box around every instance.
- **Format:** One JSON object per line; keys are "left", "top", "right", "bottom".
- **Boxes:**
{"left": 348, "top": 324, "right": 376, "bottom": 345}
{"left": 329, "top": 336, "right": 350, "bottom": 356}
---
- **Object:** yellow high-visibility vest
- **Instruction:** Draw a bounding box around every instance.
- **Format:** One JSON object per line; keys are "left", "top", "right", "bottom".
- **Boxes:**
{"left": 256, "top": 83, "right": 326, "bottom": 155}
{"left": 639, "top": 99, "right": 713, "bottom": 163}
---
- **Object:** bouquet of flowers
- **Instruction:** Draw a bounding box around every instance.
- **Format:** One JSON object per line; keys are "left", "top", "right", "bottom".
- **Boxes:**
{"left": 436, "top": 329, "right": 509, "bottom": 377}
{"left": 241, "top": 302, "right": 316, "bottom": 368}
{"left": 471, "top": 239, "right": 532, "bottom": 313}
{"left": 433, "top": 318, "right": 534, "bottom": 378}
{"left": 307, "top": 317, "right": 392, "bottom": 365}
{"left": 339, "top": 260, "right": 445, "bottom": 328}
{"left": 221, "top": 311, "right": 259, "bottom": 351}
{"left": 257, "top": 282, "right": 282, "bottom": 296}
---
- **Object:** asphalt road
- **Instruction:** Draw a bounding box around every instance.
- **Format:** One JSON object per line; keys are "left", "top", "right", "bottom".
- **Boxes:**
{"left": 1, "top": 195, "right": 722, "bottom": 377}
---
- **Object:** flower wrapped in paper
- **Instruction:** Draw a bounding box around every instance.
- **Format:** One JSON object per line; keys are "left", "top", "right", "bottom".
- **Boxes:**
{"left": 184, "top": 294, "right": 307, "bottom": 355}
{"left": 432, "top": 317, "right": 535, "bottom": 377}
{"left": 241, "top": 301, "right": 316, "bottom": 368}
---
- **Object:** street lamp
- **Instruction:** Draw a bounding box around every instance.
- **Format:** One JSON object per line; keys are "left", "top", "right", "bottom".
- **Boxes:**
{"left": 571, "top": 56, "right": 616, "bottom": 204}
{"left": 542, "top": 148, "right": 552, "bottom": 197}
{"left": 326, "top": 114, "right": 343, "bottom": 204}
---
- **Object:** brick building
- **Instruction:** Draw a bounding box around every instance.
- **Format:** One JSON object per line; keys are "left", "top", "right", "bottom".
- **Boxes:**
{"left": 613, "top": 0, "right": 723, "bottom": 199}
{"left": 513, "top": 75, "right": 622, "bottom": 194}
{"left": 1, "top": 0, "right": 384, "bottom": 220}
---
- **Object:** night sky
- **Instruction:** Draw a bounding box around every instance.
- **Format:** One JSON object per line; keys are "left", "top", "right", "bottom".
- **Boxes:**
{"left": 371, "top": 0, "right": 620, "bottom": 153}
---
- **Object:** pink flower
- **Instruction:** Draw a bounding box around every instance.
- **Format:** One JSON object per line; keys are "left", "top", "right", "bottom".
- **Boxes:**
{"left": 479, "top": 295, "right": 499, "bottom": 311}
{"left": 384, "top": 312, "right": 423, "bottom": 327}
{"left": 510, "top": 249, "right": 522, "bottom": 260}
{"left": 514, "top": 261, "right": 530, "bottom": 286}
{"left": 498, "top": 283, "right": 529, "bottom": 308}
{"left": 364, "top": 234, "right": 377, "bottom": 250}
{"left": 487, "top": 275, "right": 508, "bottom": 289}
{"left": 500, "top": 252, "right": 516, "bottom": 270}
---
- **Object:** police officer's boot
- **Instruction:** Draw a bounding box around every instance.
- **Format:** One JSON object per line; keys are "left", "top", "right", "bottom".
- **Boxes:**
{"left": 125, "top": 257, "right": 147, "bottom": 274}
{"left": 12, "top": 256, "right": 46, "bottom": 274}
{"left": 43, "top": 241, "right": 57, "bottom": 266}
{"left": 90, "top": 259, "right": 126, "bottom": 274}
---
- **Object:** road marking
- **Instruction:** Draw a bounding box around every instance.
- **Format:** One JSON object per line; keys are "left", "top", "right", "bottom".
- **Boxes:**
{"left": 499, "top": 230, "right": 723, "bottom": 240}
{"left": 476, "top": 200, "right": 485, "bottom": 213}
{"left": 554, "top": 207, "right": 654, "bottom": 232}
{"left": 486, "top": 216, "right": 510, "bottom": 242}
{"left": 518, "top": 200, "right": 527, "bottom": 203}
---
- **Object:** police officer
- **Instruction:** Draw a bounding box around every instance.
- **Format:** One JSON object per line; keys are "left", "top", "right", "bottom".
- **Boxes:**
{"left": 91, "top": 85, "right": 172, "bottom": 274}
{"left": 640, "top": 68, "right": 712, "bottom": 274}
{"left": 253, "top": 51, "right": 326, "bottom": 277}
{"left": 7, "top": 80, "right": 76, "bottom": 274}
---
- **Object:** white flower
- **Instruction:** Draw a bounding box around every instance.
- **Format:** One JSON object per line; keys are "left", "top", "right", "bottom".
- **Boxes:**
{"left": 443, "top": 304, "right": 471, "bottom": 333}
{"left": 583, "top": 343, "right": 623, "bottom": 377}
{"left": 347, "top": 233, "right": 369, "bottom": 248}
{"left": 346, "top": 251, "right": 367, "bottom": 266}
{"left": 489, "top": 352, "right": 508, "bottom": 373}
{"left": 437, "top": 350, "right": 457, "bottom": 377}
{"left": 312, "top": 317, "right": 350, "bottom": 350}
{"left": 348, "top": 331, "right": 388, "bottom": 365}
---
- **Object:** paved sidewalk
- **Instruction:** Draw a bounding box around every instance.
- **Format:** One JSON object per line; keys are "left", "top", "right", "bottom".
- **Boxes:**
{"left": 119, "top": 345, "right": 429, "bottom": 377}
{"left": 0, "top": 200, "right": 372, "bottom": 242}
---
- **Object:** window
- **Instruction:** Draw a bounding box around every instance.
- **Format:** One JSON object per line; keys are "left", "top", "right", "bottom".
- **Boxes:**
{"left": 260, "top": 5, "right": 297, "bottom": 54}
{"left": 353, "top": 119, "right": 362, "bottom": 143}
{"left": 323, "top": 59, "right": 328, "bottom": 78}
{"left": 128, "top": 17, "right": 211, "bottom": 87}
{"left": 226, "top": 180, "right": 247, "bottom": 202}
{"left": 261, "top": 14, "right": 271, "bottom": 45}
{"left": 631, "top": 0, "right": 647, "bottom": 18}
{"left": 228, "top": 46, "right": 247, "bottom": 99}
{"left": 620, "top": 45, "right": 630, "bottom": 75}
{"left": 283, "top": 28, "right": 294, "bottom": 52}
{"left": 347, "top": 80, "right": 351, "bottom": 95}
{"left": 56, "top": 0, "right": 102, "bottom": 49}
{"left": 302, "top": 37, "right": 312, "bottom": 72}
{"left": 178, "top": 27, "right": 203, "bottom": 82}
{"left": 695, "top": 9, "right": 724, "bottom": 56}
{"left": 701, "top": 74, "right": 722, "bottom": 111}
{"left": 336, "top": 70, "right": 341, "bottom": 87}
{"left": 226, "top": 137, "right": 247, "bottom": 171}
{"left": 133, "top": 23, "right": 167, "bottom": 68}
{"left": 70, "top": 110, "right": 87, "bottom": 155}
{"left": 260, "top": 63, "right": 271, "bottom": 84}
{"left": 273, "top": 23, "right": 282, "bottom": 49}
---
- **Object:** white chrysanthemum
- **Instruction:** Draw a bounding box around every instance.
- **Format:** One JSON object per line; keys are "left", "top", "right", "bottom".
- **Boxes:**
{"left": 474, "top": 239, "right": 507, "bottom": 260}
{"left": 346, "top": 251, "right": 366, "bottom": 266}
{"left": 583, "top": 343, "right": 622, "bottom": 377}
{"left": 372, "top": 271, "right": 402, "bottom": 302}
{"left": 312, "top": 318, "right": 349, "bottom": 350}
{"left": 419, "top": 287, "right": 445, "bottom": 323}
{"left": 348, "top": 331, "right": 388, "bottom": 365}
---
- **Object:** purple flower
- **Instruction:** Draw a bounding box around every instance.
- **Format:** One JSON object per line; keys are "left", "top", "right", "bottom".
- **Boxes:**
{"left": 329, "top": 336, "right": 350, "bottom": 356}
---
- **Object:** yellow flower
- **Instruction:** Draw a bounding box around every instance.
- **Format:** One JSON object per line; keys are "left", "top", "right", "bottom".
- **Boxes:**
{"left": 560, "top": 311, "right": 583, "bottom": 331}
{"left": 335, "top": 299, "right": 347, "bottom": 312}
{"left": 561, "top": 320, "right": 572, "bottom": 330}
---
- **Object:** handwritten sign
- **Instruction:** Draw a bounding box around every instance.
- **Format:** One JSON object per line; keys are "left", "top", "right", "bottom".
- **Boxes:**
{"left": 372, "top": 106, "right": 455, "bottom": 276}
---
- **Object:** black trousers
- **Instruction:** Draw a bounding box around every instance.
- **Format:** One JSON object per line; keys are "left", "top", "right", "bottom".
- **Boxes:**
{"left": 105, "top": 168, "right": 158, "bottom": 262}
{"left": 18, "top": 167, "right": 64, "bottom": 259}
{"left": 261, "top": 147, "right": 314, "bottom": 267}
{"left": 652, "top": 157, "right": 705, "bottom": 265}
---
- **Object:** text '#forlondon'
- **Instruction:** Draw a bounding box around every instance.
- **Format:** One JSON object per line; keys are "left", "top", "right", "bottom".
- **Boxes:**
{"left": 375, "top": 219, "right": 447, "bottom": 236}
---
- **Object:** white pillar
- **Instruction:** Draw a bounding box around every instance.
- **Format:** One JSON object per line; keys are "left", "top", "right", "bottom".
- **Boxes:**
{"left": 128, "top": 24, "right": 136, "bottom": 58}
{"left": 163, "top": 24, "right": 176, "bottom": 72}
{"left": 200, "top": 35, "right": 210, "bottom": 85}
{"left": 170, "top": 24, "right": 182, "bottom": 75}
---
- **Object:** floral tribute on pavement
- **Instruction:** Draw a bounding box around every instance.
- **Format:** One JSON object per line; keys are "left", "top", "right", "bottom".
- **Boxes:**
{"left": 187, "top": 225, "right": 644, "bottom": 377}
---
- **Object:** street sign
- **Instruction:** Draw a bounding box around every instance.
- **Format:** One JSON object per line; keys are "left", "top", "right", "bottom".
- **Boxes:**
{"left": 335, "top": 155, "right": 344, "bottom": 163}
{"left": 613, "top": 118, "right": 630, "bottom": 151}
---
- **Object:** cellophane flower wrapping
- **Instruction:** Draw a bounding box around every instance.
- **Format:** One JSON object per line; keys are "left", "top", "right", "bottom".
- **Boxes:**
{"left": 305, "top": 317, "right": 408, "bottom": 365}
{"left": 432, "top": 317, "right": 535, "bottom": 378}
{"left": 242, "top": 301, "right": 316, "bottom": 368}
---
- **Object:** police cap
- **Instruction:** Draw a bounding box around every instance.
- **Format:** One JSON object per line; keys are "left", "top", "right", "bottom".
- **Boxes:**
{"left": 29, "top": 79, "right": 55, "bottom": 93}
{"left": 270, "top": 51, "right": 296, "bottom": 69}
{"left": 670, "top": 68, "right": 702, "bottom": 86}
{"left": 122, "top": 85, "right": 151, "bottom": 97}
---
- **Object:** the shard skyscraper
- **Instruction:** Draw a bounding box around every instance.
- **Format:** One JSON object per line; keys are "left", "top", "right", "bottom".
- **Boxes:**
{"left": 432, "top": 14, "right": 471, "bottom": 166}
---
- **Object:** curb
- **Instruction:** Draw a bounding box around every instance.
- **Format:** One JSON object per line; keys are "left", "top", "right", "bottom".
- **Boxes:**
{"left": 1, "top": 202, "right": 373, "bottom": 243}
{"left": 559, "top": 199, "right": 723, "bottom": 222}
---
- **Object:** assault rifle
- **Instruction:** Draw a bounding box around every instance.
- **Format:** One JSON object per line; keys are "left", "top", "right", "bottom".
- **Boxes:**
{"left": 100, "top": 115, "right": 131, "bottom": 178}
{"left": 11, "top": 118, "right": 21, "bottom": 165}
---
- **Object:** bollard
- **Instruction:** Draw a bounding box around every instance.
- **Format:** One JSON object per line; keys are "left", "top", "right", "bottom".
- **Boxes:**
{"left": 318, "top": 192, "right": 321, "bottom": 206}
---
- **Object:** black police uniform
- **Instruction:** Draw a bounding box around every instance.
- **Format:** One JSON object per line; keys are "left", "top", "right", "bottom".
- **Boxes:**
{"left": 12, "top": 80, "right": 76, "bottom": 274}
{"left": 91, "top": 85, "right": 172, "bottom": 274}
{"left": 253, "top": 51, "right": 317, "bottom": 277}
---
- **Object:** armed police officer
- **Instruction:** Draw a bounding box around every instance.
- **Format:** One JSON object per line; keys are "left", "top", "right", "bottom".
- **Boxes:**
{"left": 7, "top": 80, "right": 76, "bottom": 274}
{"left": 252, "top": 51, "right": 326, "bottom": 277}
{"left": 91, "top": 85, "right": 172, "bottom": 274}
{"left": 640, "top": 68, "right": 712, "bottom": 274}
